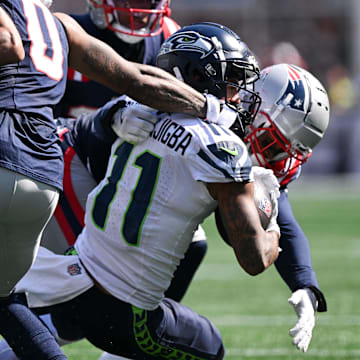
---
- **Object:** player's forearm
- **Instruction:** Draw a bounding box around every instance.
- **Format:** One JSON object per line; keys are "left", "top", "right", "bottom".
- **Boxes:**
{"left": 275, "top": 190, "right": 319, "bottom": 291}
{"left": 211, "top": 182, "right": 279, "bottom": 275}
{"left": 275, "top": 231, "right": 318, "bottom": 291}
{"left": 73, "top": 43, "right": 207, "bottom": 118}
{"left": 134, "top": 63, "right": 207, "bottom": 118}
{"left": 232, "top": 227, "right": 279, "bottom": 275}
{"left": 0, "top": 7, "right": 24, "bottom": 65}
{"left": 56, "top": 12, "right": 208, "bottom": 119}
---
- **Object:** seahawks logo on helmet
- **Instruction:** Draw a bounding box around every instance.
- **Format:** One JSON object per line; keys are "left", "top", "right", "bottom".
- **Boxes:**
{"left": 158, "top": 31, "right": 216, "bottom": 60}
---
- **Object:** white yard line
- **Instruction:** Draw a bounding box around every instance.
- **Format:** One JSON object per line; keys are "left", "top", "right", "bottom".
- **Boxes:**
{"left": 226, "top": 348, "right": 360, "bottom": 357}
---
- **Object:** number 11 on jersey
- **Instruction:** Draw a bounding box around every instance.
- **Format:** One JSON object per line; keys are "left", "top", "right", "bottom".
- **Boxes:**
{"left": 91, "top": 141, "right": 161, "bottom": 246}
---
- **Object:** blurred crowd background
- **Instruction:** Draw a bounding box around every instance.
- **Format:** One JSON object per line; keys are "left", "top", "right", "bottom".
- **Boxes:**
{"left": 52, "top": 0, "right": 360, "bottom": 177}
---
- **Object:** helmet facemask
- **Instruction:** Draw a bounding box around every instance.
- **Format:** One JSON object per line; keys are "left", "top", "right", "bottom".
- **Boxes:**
{"left": 87, "top": 0, "right": 170, "bottom": 41}
{"left": 244, "top": 63, "right": 329, "bottom": 177}
{"left": 221, "top": 60, "right": 261, "bottom": 138}
{"left": 245, "top": 111, "right": 311, "bottom": 176}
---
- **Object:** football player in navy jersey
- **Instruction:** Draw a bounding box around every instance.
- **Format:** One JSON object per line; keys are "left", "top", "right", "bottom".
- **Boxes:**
{"left": 0, "top": 0, "right": 226, "bottom": 358}
{"left": 0, "top": 1, "right": 71, "bottom": 358}
{"left": 56, "top": 0, "right": 180, "bottom": 119}
{"left": 245, "top": 63, "right": 329, "bottom": 352}
{"left": 214, "top": 63, "right": 329, "bottom": 353}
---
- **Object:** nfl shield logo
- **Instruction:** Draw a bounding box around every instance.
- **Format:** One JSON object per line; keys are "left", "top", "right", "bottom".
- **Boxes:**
{"left": 67, "top": 263, "right": 82, "bottom": 276}
{"left": 259, "top": 197, "right": 272, "bottom": 217}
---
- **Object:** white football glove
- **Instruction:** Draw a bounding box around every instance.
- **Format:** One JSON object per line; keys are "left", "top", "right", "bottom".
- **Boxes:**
{"left": 204, "top": 94, "right": 221, "bottom": 123}
{"left": 266, "top": 190, "right": 280, "bottom": 238}
{"left": 252, "top": 166, "right": 280, "bottom": 237}
{"left": 111, "top": 104, "right": 158, "bottom": 144}
{"left": 288, "top": 288, "right": 317, "bottom": 352}
{"left": 252, "top": 166, "right": 280, "bottom": 199}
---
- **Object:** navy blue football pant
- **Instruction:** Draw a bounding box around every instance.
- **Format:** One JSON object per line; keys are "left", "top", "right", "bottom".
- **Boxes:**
{"left": 46, "top": 286, "right": 224, "bottom": 360}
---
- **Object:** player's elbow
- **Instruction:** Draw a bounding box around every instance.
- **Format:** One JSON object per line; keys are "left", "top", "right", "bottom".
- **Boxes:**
{"left": 12, "top": 43, "right": 24, "bottom": 62}
{"left": 240, "top": 256, "right": 267, "bottom": 276}
{"left": 234, "top": 238, "right": 277, "bottom": 276}
{"left": 0, "top": 32, "right": 24, "bottom": 65}
{"left": 0, "top": 46, "right": 24, "bottom": 65}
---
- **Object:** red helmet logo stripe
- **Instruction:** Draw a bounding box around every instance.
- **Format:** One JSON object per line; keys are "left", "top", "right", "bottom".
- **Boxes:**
{"left": 288, "top": 65, "right": 301, "bottom": 82}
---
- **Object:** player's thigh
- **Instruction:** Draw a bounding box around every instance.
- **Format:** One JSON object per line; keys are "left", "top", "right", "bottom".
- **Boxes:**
{"left": 0, "top": 168, "right": 59, "bottom": 224}
{"left": 49, "top": 286, "right": 138, "bottom": 355}
{"left": 51, "top": 287, "right": 224, "bottom": 359}
{"left": 0, "top": 168, "right": 59, "bottom": 294}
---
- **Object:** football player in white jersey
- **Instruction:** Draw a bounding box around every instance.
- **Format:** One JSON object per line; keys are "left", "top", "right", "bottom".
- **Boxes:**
{"left": 0, "top": 52, "right": 330, "bottom": 360}
{"left": 0, "top": 64, "right": 329, "bottom": 360}
{"left": 97, "top": 65, "right": 330, "bottom": 360}
{"left": 1, "top": 22, "right": 280, "bottom": 360}
{"left": 73, "top": 23, "right": 280, "bottom": 359}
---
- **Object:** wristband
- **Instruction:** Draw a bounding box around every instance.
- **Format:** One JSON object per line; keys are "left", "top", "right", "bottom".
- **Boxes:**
{"left": 307, "top": 286, "right": 328, "bottom": 312}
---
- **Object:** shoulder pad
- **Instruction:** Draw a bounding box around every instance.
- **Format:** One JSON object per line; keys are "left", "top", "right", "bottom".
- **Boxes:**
{"left": 186, "top": 121, "right": 253, "bottom": 183}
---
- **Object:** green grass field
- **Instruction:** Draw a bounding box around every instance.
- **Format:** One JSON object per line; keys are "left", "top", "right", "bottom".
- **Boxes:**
{"left": 62, "top": 177, "right": 360, "bottom": 360}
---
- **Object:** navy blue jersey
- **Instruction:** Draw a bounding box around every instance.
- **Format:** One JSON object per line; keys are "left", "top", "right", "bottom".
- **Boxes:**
{"left": 56, "top": 98, "right": 120, "bottom": 184}
{"left": 0, "top": 0, "right": 69, "bottom": 190}
{"left": 55, "top": 13, "right": 179, "bottom": 118}
{"left": 275, "top": 190, "right": 319, "bottom": 290}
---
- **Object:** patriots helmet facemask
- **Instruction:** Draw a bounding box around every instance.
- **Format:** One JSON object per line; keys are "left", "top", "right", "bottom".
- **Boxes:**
{"left": 87, "top": 0, "right": 170, "bottom": 43}
{"left": 244, "top": 63, "right": 330, "bottom": 175}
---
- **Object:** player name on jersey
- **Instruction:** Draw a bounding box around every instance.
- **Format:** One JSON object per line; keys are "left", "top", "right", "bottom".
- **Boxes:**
{"left": 151, "top": 118, "right": 192, "bottom": 155}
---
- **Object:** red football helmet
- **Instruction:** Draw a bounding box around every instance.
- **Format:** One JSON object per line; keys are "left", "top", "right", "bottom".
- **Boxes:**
{"left": 87, "top": 0, "right": 171, "bottom": 42}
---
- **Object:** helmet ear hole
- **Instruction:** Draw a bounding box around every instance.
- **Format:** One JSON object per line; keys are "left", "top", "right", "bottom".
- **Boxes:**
{"left": 191, "top": 67, "right": 209, "bottom": 87}
{"left": 191, "top": 68, "right": 203, "bottom": 82}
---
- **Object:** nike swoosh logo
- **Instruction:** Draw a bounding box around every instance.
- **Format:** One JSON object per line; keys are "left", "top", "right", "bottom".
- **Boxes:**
{"left": 219, "top": 147, "right": 239, "bottom": 156}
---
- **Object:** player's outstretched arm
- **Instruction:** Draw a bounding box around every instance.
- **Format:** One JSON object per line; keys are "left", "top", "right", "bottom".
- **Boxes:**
{"left": 0, "top": 6, "right": 24, "bottom": 65}
{"left": 274, "top": 190, "right": 327, "bottom": 352}
{"left": 54, "top": 13, "right": 210, "bottom": 119}
{"left": 275, "top": 190, "right": 327, "bottom": 309}
{"left": 207, "top": 181, "right": 279, "bottom": 275}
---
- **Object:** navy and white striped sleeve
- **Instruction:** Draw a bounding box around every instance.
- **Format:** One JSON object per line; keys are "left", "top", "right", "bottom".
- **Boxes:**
{"left": 186, "top": 123, "right": 254, "bottom": 184}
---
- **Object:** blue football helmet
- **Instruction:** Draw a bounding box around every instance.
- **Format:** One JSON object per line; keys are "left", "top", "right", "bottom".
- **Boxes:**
{"left": 156, "top": 22, "right": 262, "bottom": 130}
